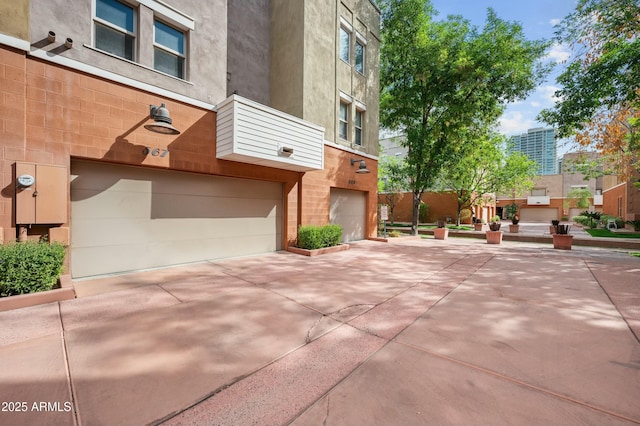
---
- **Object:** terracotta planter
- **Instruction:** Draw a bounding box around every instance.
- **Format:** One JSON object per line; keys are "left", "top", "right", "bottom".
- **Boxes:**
{"left": 552, "top": 234, "right": 573, "bottom": 250}
{"left": 486, "top": 230, "right": 503, "bottom": 244}
{"left": 433, "top": 228, "right": 449, "bottom": 240}
{"left": 509, "top": 224, "right": 520, "bottom": 233}
{"left": 474, "top": 223, "right": 485, "bottom": 231}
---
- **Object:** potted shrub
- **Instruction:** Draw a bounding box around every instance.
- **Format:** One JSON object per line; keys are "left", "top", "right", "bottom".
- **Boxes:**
{"left": 549, "top": 219, "right": 559, "bottom": 235}
{"left": 474, "top": 217, "right": 485, "bottom": 231}
{"left": 552, "top": 224, "right": 573, "bottom": 250}
{"left": 486, "top": 216, "right": 502, "bottom": 244}
{"left": 509, "top": 215, "right": 520, "bottom": 233}
{"left": 433, "top": 218, "right": 448, "bottom": 240}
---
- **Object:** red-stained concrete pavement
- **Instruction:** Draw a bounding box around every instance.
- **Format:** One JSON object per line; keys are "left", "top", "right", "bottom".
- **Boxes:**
{"left": 0, "top": 237, "right": 639, "bottom": 425}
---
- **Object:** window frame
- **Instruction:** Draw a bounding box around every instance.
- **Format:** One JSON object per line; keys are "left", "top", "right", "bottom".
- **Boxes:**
{"left": 93, "top": 0, "right": 137, "bottom": 61}
{"left": 153, "top": 18, "right": 187, "bottom": 79}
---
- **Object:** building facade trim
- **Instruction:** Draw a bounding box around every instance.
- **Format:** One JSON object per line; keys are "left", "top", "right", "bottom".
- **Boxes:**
{"left": 0, "top": 34, "right": 30, "bottom": 51}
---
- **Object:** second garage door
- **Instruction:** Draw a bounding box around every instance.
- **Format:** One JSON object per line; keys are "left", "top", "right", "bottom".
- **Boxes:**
{"left": 330, "top": 188, "right": 366, "bottom": 243}
{"left": 519, "top": 207, "right": 558, "bottom": 222}
{"left": 71, "top": 161, "right": 283, "bottom": 278}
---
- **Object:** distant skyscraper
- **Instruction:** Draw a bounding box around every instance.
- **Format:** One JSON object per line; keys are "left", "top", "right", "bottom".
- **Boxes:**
{"left": 509, "top": 127, "right": 557, "bottom": 175}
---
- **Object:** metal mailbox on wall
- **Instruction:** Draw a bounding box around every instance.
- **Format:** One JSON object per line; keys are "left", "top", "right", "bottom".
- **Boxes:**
{"left": 15, "top": 163, "right": 68, "bottom": 224}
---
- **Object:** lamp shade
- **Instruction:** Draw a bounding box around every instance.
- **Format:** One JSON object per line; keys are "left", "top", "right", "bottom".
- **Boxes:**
{"left": 145, "top": 103, "right": 180, "bottom": 135}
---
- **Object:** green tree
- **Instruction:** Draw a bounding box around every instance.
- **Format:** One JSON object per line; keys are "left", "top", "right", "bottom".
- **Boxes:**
{"left": 435, "top": 132, "right": 537, "bottom": 225}
{"left": 378, "top": 155, "right": 409, "bottom": 224}
{"left": 539, "top": 0, "right": 640, "bottom": 180}
{"left": 567, "top": 187, "right": 592, "bottom": 210}
{"left": 380, "top": 0, "right": 551, "bottom": 235}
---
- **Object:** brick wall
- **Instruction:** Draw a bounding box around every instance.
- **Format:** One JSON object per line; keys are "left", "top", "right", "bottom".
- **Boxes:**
{"left": 379, "top": 191, "right": 469, "bottom": 224}
{"left": 302, "top": 146, "right": 378, "bottom": 238}
{"left": 1, "top": 47, "right": 379, "bottom": 246}
{"left": 603, "top": 183, "right": 627, "bottom": 219}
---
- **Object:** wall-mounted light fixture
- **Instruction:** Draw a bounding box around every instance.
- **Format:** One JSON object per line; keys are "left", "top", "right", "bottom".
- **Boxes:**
{"left": 144, "top": 103, "right": 180, "bottom": 135}
{"left": 278, "top": 145, "right": 294, "bottom": 157}
{"left": 350, "top": 158, "right": 370, "bottom": 174}
{"left": 64, "top": 38, "right": 73, "bottom": 49}
{"left": 47, "top": 31, "right": 56, "bottom": 43}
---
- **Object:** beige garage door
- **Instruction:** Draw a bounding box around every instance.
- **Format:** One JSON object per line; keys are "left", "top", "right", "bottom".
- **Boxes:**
{"left": 519, "top": 207, "right": 558, "bottom": 222}
{"left": 330, "top": 188, "right": 366, "bottom": 243}
{"left": 71, "top": 161, "right": 282, "bottom": 278}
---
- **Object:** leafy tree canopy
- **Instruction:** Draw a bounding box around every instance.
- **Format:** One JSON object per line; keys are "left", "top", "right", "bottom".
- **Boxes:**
{"left": 539, "top": 0, "right": 640, "bottom": 179}
{"left": 380, "top": 0, "right": 551, "bottom": 233}
{"left": 435, "top": 131, "right": 537, "bottom": 225}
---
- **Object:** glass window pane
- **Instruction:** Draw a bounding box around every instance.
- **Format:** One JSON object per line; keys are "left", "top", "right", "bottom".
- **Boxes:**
{"left": 355, "top": 110, "right": 363, "bottom": 145}
{"left": 97, "top": 0, "right": 134, "bottom": 32}
{"left": 155, "top": 20, "right": 184, "bottom": 54}
{"left": 154, "top": 48, "right": 184, "bottom": 79}
{"left": 355, "top": 42, "right": 364, "bottom": 73}
{"left": 96, "top": 23, "right": 134, "bottom": 60}
{"left": 339, "top": 103, "right": 348, "bottom": 139}
{"left": 340, "top": 28, "right": 350, "bottom": 62}
{"left": 339, "top": 103, "right": 348, "bottom": 121}
{"left": 340, "top": 122, "right": 347, "bottom": 139}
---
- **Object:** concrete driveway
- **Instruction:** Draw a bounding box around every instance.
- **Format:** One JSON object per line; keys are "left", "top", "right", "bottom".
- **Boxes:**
{"left": 0, "top": 237, "right": 639, "bottom": 425}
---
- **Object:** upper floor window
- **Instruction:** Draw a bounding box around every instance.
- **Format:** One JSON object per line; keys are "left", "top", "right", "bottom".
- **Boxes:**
{"left": 339, "top": 102, "right": 349, "bottom": 140}
{"left": 154, "top": 20, "right": 186, "bottom": 79}
{"left": 355, "top": 109, "right": 363, "bottom": 146}
{"left": 95, "top": 0, "right": 135, "bottom": 61}
{"left": 339, "top": 27, "right": 350, "bottom": 63}
{"left": 355, "top": 36, "right": 365, "bottom": 74}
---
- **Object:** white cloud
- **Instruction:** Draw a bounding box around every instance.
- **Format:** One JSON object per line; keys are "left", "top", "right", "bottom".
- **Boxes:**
{"left": 538, "top": 85, "right": 562, "bottom": 104}
{"left": 530, "top": 101, "right": 541, "bottom": 107}
{"left": 546, "top": 43, "right": 571, "bottom": 63}
{"left": 549, "top": 18, "right": 562, "bottom": 26}
{"left": 499, "top": 111, "right": 536, "bottom": 136}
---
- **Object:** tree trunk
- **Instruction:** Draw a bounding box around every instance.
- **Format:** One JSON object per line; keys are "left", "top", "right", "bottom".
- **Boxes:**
{"left": 411, "top": 190, "right": 422, "bottom": 236}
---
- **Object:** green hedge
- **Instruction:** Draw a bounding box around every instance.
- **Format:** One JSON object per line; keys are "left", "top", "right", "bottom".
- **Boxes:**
{"left": 297, "top": 224, "right": 343, "bottom": 250}
{"left": 0, "top": 241, "right": 66, "bottom": 297}
{"left": 572, "top": 215, "right": 590, "bottom": 227}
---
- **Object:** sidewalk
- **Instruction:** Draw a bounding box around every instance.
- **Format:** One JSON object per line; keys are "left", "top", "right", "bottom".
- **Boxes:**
{"left": 0, "top": 238, "right": 639, "bottom": 425}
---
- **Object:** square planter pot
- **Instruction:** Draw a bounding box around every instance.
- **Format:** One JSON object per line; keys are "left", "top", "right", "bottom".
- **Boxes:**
{"left": 552, "top": 234, "right": 573, "bottom": 250}
{"left": 474, "top": 223, "right": 485, "bottom": 231}
{"left": 433, "top": 228, "right": 449, "bottom": 240}
{"left": 486, "top": 230, "right": 503, "bottom": 244}
{"left": 549, "top": 226, "right": 556, "bottom": 235}
{"left": 509, "top": 224, "right": 519, "bottom": 233}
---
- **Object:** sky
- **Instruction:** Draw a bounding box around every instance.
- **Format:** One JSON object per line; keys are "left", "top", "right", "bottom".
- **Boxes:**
{"left": 429, "top": 0, "right": 577, "bottom": 148}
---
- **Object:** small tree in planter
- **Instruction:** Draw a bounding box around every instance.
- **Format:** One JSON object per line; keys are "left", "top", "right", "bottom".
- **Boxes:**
{"left": 434, "top": 218, "right": 448, "bottom": 240}
{"left": 509, "top": 214, "right": 520, "bottom": 233}
{"left": 486, "top": 216, "right": 503, "bottom": 244}
{"left": 553, "top": 224, "right": 573, "bottom": 250}
{"left": 474, "top": 217, "right": 486, "bottom": 231}
{"left": 505, "top": 202, "right": 519, "bottom": 220}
